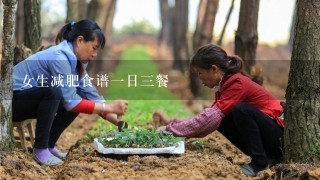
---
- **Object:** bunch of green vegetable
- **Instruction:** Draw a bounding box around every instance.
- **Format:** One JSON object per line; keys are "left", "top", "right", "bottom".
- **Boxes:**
{"left": 97, "top": 128, "right": 184, "bottom": 148}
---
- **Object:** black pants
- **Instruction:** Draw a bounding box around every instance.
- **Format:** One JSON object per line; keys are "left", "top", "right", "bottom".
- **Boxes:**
{"left": 217, "top": 103, "right": 283, "bottom": 167}
{"left": 13, "top": 87, "right": 79, "bottom": 149}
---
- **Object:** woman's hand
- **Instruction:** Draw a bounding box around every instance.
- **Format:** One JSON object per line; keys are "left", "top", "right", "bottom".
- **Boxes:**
{"left": 101, "top": 113, "right": 128, "bottom": 131}
{"left": 108, "top": 100, "right": 128, "bottom": 115}
{"left": 152, "top": 111, "right": 170, "bottom": 127}
{"left": 100, "top": 113, "right": 119, "bottom": 126}
{"left": 156, "top": 126, "right": 167, "bottom": 133}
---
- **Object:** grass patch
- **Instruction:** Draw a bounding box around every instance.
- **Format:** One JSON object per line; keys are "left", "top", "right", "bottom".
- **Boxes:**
{"left": 105, "top": 45, "right": 176, "bottom": 100}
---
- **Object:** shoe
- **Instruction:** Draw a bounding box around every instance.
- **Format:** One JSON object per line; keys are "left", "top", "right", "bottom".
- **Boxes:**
{"left": 49, "top": 147, "right": 67, "bottom": 160}
{"left": 33, "top": 152, "right": 63, "bottom": 166}
{"left": 241, "top": 163, "right": 269, "bottom": 176}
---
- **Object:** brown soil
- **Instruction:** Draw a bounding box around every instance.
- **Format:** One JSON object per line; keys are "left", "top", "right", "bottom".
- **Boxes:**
{"left": 1, "top": 113, "right": 252, "bottom": 179}
{"left": 1, "top": 35, "right": 317, "bottom": 179}
{"left": 2, "top": 114, "right": 320, "bottom": 179}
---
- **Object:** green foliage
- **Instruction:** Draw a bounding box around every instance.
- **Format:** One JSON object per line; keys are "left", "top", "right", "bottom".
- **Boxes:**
{"left": 105, "top": 45, "right": 174, "bottom": 100}
{"left": 186, "top": 139, "right": 205, "bottom": 150}
{"left": 90, "top": 45, "right": 192, "bottom": 135}
{"left": 98, "top": 128, "right": 184, "bottom": 148}
{"left": 115, "top": 19, "right": 158, "bottom": 36}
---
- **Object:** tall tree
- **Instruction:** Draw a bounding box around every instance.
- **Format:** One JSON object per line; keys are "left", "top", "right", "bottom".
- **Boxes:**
{"left": 97, "top": 0, "right": 116, "bottom": 52}
{"left": 0, "top": 1, "right": 2, "bottom": 35}
{"left": 87, "top": 0, "right": 100, "bottom": 21}
{"left": 1, "top": 0, "right": 17, "bottom": 151}
{"left": 15, "top": 0, "right": 24, "bottom": 45}
{"left": 234, "top": 0, "right": 260, "bottom": 73}
{"left": 288, "top": 0, "right": 297, "bottom": 52}
{"left": 194, "top": 0, "right": 206, "bottom": 32}
{"left": 285, "top": 0, "right": 320, "bottom": 162}
{"left": 193, "top": 0, "right": 219, "bottom": 51}
{"left": 87, "top": 0, "right": 116, "bottom": 73}
{"left": 24, "top": 0, "right": 41, "bottom": 52}
{"left": 66, "top": 0, "right": 78, "bottom": 23}
{"left": 190, "top": 0, "right": 219, "bottom": 98}
{"left": 172, "top": 0, "right": 189, "bottom": 72}
{"left": 217, "top": 0, "right": 235, "bottom": 45}
{"left": 158, "top": 0, "right": 172, "bottom": 57}
{"left": 78, "top": 0, "right": 87, "bottom": 20}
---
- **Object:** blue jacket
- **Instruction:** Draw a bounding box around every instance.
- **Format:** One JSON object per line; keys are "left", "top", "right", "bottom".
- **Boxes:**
{"left": 13, "top": 40, "right": 105, "bottom": 111}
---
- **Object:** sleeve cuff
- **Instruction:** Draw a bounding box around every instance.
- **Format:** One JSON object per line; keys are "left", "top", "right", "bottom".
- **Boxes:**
{"left": 71, "top": 99, "right": 95, "bottom": 114}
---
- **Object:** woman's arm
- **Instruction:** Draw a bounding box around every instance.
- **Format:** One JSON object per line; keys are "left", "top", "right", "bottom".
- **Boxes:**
{"left": 163, "top": 105, "right": 225, "bottom": 138}
{"left": 71, "top": 99, "right": 128, "bottom": 125}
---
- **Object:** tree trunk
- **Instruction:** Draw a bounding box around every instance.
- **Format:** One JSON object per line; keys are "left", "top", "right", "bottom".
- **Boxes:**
{"left": 172, "top": 0, "right": 189, "bottom": 72}
{"left": 94, "top": 0, "right": 116, "bottom": 73}
{"left": 284, "top": 0, "right": 320, "bottom": 162}
{"left": 193, "top": 0, "right": 219, "bottom": 51}
{"left": 87, "top": 0, "right": 100, "bottom": 21}
{"left": 158, "top": 0, "right": 171, "bottom": 58}
{"left": 0, "top": 2, "right": 2, "bottom": 39}
{"left": 15, "top": 0, "right": 24, "bottom": 45}
{"left": 234, "top": 0, "right": 259, "bottom": 73}
{"left": 288, "top": 0, "right": 297, "bottom": 53}
{"left": 97, "top": 0, "right": 116, "bottom": 51}
{"left": 78, "top": 0, "right": 87, "bottom": 20}
{"left": 195, "top": 0, "right": 206, "bottom": 33}
{"left": 1, "top": 0, "right": 17, "bottom": 151}
{"left": 24, "top": 0, "right": 41, "bottom": 52}
{"left": 191, "top": 0, "right": 219, "bottom": 98}
{"left": 217, "top": 0, "right": 235, "bottom": 45}
{"left": 66, "top": 0, "right": 78, "bottom": 23}
{"left": 86, "top": 0, "right": 102, "bottom": 74}
{"left": 96, "top": 0, "right": 116, "bottom": 31}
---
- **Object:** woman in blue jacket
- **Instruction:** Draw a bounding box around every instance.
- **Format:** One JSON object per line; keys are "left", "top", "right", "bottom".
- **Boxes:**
{"left": 13, "top": 19, "right": 128, "bottom": 166}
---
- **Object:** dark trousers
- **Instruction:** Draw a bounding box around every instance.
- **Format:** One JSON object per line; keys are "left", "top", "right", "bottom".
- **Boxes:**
{"left": 217, "top": 103, "right": 284, "bottom": 167}
{"left": 13, "top": 87, "right": 79, "bottom": 149}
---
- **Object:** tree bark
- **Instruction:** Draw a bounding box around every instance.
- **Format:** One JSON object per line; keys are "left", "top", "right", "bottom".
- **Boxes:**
{"left": 195, "top": 0, "right": 206, "bottom": 33}
{"left": 95, "top": 0, "right": 117, "bottom": 73}
{"left": 288, "top": 0, "right": 297, "bottom": 52}
{"left": 87, "top": 0, "right": 100, "bottom": 21}
{"left": 24, "top": 0, "right": 41, "bottom": 52}
{"left": 193, "top": 0, "right": 219, "bottom": 51}
{"left": 285, "top": 0, "right": 320, "bottom": 162}
{"left": 98, "top": 0, "right": 116, "bottom": 51}
{"left": 1, "top": 0, "right": 16, "bottom": 151}
{"left": 158, "top": 0, "right": 171, "bottom": 58}
{"left": 0, "top": 2, "right": 2, "bottom": 38}
{"left": 234, "top": 0, "right": 259, "bottom": 73}
{"left": 15, "top": 0, "right": 24, "bottom": 45}
{"left": 217, "top": 0, "right": 235, "bottom": 46}
{"left": 191, "top": 0, "right": 219, "bottom": 98}
{"left": 172, "top": 0, "right": 189, "bottom": 72}
{"left": 66, "top": 0, "right": 78, "bottom": 23}
{"left": 78, "top": 0, "right": 87, "bottom": 20}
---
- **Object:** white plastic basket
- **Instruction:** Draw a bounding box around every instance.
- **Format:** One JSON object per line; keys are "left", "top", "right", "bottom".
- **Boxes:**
{"left": 93, "top": 138, "right": 185, "bottom": 155}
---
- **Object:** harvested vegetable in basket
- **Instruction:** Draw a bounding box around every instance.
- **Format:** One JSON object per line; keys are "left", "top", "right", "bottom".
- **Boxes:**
{"left": 97, "top": 128, "right": 184, "bottom": 148}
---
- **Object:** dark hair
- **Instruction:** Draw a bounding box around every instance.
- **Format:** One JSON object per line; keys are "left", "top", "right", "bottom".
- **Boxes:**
{"left": 55, "top": 19, "right": 105, "bottom": 76}
{"left": 190, "top": 44, "right": 247, "bottom": 76}
{"left": 55, "top": 19, "right": 105, "bottom": 48}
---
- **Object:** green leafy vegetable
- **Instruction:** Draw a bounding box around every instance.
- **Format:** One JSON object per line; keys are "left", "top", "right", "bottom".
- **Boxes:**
{"left": 98, "top": 128, "right": 184, "bottom": 148}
